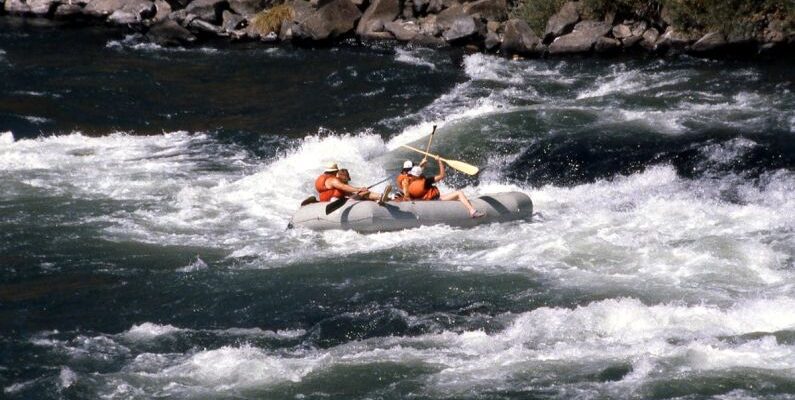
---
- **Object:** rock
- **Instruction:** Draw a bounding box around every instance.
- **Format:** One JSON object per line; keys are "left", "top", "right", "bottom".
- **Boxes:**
{"left": 594, "top": 36, "right": 619, "bottom": 53}
{"left": 27, "top": 0, "right": 59, "bottom": 15}
{"left": 413, "top": 0, "right": 427, "bottom": 14}
{"left": 54, "top": 4, "right": 83, "bottom": 18}
{"left": 640, "top": 27, "right": 659, "bottom": 50}
{"left": 501, "top": 18, "right": 542, "bottom": 56}
{"left": 655, "top": 26, "right": 695, "bottom": 49}
{"left": 152, "top": 0, "right": 171, "bottom": 22}
{"left": 630, "top": 20, "right": 647, "bottom": 37}
{"left": 356, "top": 0, "right": 399, "bottom": 38}
{"left": 419, "top": 14, "right": 440, "bottom": 36}
{"left": 544, "top": 1, "right": 578, "bottom": 42}
{"left": 690, "top": 31, "right": 726, "bottom": 52}
{"left": 147, "top": 19, "right": 197, "bottom": 45}
{"left": 426, "top": 0, "right": 441, "bottom": 13}
{"left": 486, "top": 20, "right": 499, "bottom": 32}
{"left": 297, "top": 0, "right": 361, "bottom": 40}
{"left": 764, "top": 19, "right": 786, "bottom": 43}
{"left": 229, "top": 0, "right": 265, "bottom": 16}
{"left": 462, "top": 0, "right": 506, "bottom": 22}
{"left": 384, "top": 19, "right": 419, "bottom": 41}
{"left": 612, "top": 24, "right": 631, "bottom": 40}
{"left": 660, "top": 4, "right": 673, "bottom": 26}
{"left": 484, "top": 30, "right": 499, "bottom": 49}
{"left": 621, "top": 35, "right": 641, "bottom": 48}
{"left": 222, "top": 9, "right": 245, "bottom": 30}
{"left": 548, "top": 20, "right": 610, "bottom": 54}
{"left": 185, "top": 0, "right": 226, "bottom": 23}
{"left": 437, "top": 5, "right": 476, "bottom": 42}
{"left": 188, "top": 17, "right": 223, "bottom": 33}
{"left": 108, "top": 2, "right": 157, "bottom": 24}
{"left": 4, "top": 0, "right": 31, "bottom": 14}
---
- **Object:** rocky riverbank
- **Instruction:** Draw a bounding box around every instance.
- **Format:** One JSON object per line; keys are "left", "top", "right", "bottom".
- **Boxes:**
{"left": 2, "top": 0, "right": 793, "bottom": 57}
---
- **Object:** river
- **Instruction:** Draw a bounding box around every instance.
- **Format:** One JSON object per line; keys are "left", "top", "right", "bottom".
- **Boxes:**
{"left": 1, "top": 19, "right": 794, "bottom": 399}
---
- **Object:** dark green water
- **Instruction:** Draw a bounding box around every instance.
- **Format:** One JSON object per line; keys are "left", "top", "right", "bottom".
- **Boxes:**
{"left": 1, "top": 18, "right": 794, "bottom": 400}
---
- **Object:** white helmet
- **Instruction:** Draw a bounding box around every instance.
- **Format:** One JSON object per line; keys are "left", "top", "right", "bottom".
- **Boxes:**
{"left": 409, "top": 166, "right": 423, "bottom": 177}
{"left": 403, "top": 160, "right": 413, "bottom": 169}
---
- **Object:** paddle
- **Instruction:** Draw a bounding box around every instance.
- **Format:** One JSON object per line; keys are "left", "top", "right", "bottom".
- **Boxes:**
{"left": 401, "top": 144, "right": 480, "bottom": 176}
{"left": 325, "top": 176, "right": 391, "bottom": 215}
{"left": 421, "top": 125, "right": 437, "bottom": 165}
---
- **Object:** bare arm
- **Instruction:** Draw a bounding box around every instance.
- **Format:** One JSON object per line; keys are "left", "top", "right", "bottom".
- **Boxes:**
{"left": 433, "top": 158, "right": 445, "bottom": 182}
{"left": 328, "top": 178, "right": 366, "bottom": 194}
{"left": 402, "top": 179, "right": 411, "bottom": 200}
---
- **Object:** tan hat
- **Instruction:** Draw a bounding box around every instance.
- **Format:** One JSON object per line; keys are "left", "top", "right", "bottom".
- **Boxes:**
{"left": 324, "top": 162, "right": 339, "bottom": 172}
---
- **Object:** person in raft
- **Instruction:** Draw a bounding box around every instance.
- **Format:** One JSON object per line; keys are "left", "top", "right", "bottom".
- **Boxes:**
{"left": 315, "top": 162, "right": 391, "bottom": 205}
{"left": 401, "top": 157, "right": 485, "bottom": 218}
{"left": 395, "top": 159, "right": 427, "bottom": 198}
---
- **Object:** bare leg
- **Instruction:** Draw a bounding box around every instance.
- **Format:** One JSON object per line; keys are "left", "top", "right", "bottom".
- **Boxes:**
{"left": 440, "top": 190, "right": 476, "bottom": 214}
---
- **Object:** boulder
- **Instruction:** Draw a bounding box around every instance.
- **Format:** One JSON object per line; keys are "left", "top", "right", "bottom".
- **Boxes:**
{"left": 690, "top": 31, "right": 727, "bottom": 52}
{"left": 413, "top": 0, "right": 427, "bottom": 14}
{"left": 655, "top": 26, "right": 695, "bottom": 49}
{"left": 356, "top": 0, "right": 399, "bottom": 38}
{"left": 27, "top": 0, "right": 59, "bottom": 15}
{"left": 297, "top": 0, "right": 361, "bottom": 40}
{"left": 419, "top": 14, "right": 441, "bottom": 36}
{"left": 594, "top": 36, "right": 619, "bottom": 53}
{"left": 187, "top": 16, "right": 223, "bottom": 33}
{"left": 84, "top": 0, "right": 123, "bottom": 17}
{"left": 621, "top": 34, "right": 641, "bottom": 48}
{"left": 222, "top": 9, "right": 245, "bottom": 30}
{"left": 228, "top": 0, "right": 265, "bottom": 16}
{"left": 152, "top": 0, "right": 171, "bottom": 22}
{"left": 437, "top": 5, "right": 476, "bottom": 42}
{"left": 500, "top": 18, "right": 542, "bottom": 56}
{"left": 384, "top": 19, "right": 419, "bottom": 41}
{"left": 4, "top": 0, "right": 31, "bottom": 14}
{"left": 147, "top": 19, "right": 197, "bottom": 45}
{"left": 543, "top": 1, "right": 578, "bottom": 42}
{"left": 640, "top": 27, "right": 659, "bottom": 50}
{"left": 185, "top": 0, "right": 227, "bottom": 23}
{"left": 486, "top": 20, "right": 499, "bottom": 32}
{"left": 547, "top": 20, "right": 610, "bottom": 54}
{"left": 462, "top": 0, "right": 506, "bottom": 22}
{"left": 484, "top": 30, "right": 499, "bottom": 50}
{"left": 612, "top": 23, "right": 631, "bottom": 40}
{"left": 426, "top": 0, "right": 441, "bottom": 13}
{"left": 54, "top": 3, "right": 83, "bottom": 17}
{"left": 764, "top": 19, "right": 786, "bottom": 43}
{"left": 108, "top": 1, "right": 156, "bottom": 24}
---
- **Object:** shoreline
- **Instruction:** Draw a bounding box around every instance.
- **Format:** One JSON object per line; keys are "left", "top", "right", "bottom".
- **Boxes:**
{"left": 1, "top": 0, "right": 792, "bottom": 60}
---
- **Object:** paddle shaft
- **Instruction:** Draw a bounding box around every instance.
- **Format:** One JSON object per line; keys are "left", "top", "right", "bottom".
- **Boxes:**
{"left": 401, "top": 144, "right": 479, "bottom": 176}
{"left": 422, "top": 125, "right": 437, "bottom": 163}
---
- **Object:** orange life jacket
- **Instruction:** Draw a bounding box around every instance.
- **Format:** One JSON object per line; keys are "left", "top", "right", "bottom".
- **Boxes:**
{"left": 407, "top": 176, "right": 440, "bottom": 200}
{"left": 315, "top": 173, "right": 344, "bottom": 202}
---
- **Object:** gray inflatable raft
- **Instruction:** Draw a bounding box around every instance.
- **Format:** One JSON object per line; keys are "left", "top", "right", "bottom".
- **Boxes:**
{"left": 289, "top": 191, "right": 532, "bottom": 233}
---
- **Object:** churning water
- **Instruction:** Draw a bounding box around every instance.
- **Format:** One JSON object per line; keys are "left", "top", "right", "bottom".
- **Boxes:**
{"left": 1, "top": 19, "right": 794, "bottom": 399}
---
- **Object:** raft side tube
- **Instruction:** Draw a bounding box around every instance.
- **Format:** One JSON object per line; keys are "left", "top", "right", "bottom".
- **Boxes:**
{"left": 290, "top": 191, "right": 533, "bottom": 233}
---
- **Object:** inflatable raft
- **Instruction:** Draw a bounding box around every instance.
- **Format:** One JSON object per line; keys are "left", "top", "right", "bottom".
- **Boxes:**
{"left": 289, "top": 191, "right": 532, "bottom": 233}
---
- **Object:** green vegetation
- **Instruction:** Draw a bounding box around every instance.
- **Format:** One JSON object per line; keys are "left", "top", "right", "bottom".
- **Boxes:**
{"left": 512, "top": 0, "right": 793, "bottom": 39}
{"left": 249, "top": 4, "right": 295, "bottom": 36}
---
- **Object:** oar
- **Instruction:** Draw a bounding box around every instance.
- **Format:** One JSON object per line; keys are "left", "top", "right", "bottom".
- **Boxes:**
{"left": 421, "top": 125, "right": 437, "bottom": 164}
{"left": 401, "top": 145, "right": 479, "bottom": 176}
{"left": 325, "top": 176, "right": 391, "bottom": 215}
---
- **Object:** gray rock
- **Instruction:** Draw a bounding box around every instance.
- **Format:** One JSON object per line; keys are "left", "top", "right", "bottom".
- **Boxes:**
{"left": 764, "top": 19, "right": 786, "bottom": 43}
{"left": 486, "top": 20, "right": 499, "bottom": 33}
{"left": 484, "top": 30, "right": 499, "bottom": 50}
{"left": 413, "top": 0, "right": 427, "bottom": 14}
{"left": 356, "top": 0, "right": 399, "bottom": 38}
{"left": 54, "top": 4, "right": 84, "bottom": 17}
{"left": 462, "top": 0, "right": 506, "bottom": 22}
{"left": 152, "top": 0, "right": 171, "bottom": 22}
{"left": 188, "top": 17, "right": 223, "bottom": 33}
{"left": 384, "top": 20, "right": 419, "bottom": 41}
{"left": 5, "top": 0, "right": 31, "bottom": 14}
{"left": 229, "top": 0, "right": 265, "bottom": 16}
{"left": 109, "top": 2, "right": 156, "bottom": 24}
{"left": 501, "top": 18, "right": 542, "bottom": 56}
{"left": 147, "top": 19, "right": 197, "bottom": 45}
{"left": 655, "top": 26, "right": 695, "bottom": 49}
{"left": 401, "top": 0, "right": 413, "bottom": 18}
{"left": 640, "top": 27, "right": 659, "bottom": 50}
{"left": 426, "top": 0, "right": 441, "bottom": 13}
{"left": 544, "top": 1, "right": 578, "bottom": 41}
{"left": 594, "top": 36, "right": 619, "bottom": 52}
{"left": 222, "top": 9, "right": 245, "bottom": 30}
{"left": 612, "top": 24, "right": 631, "bottom": 40}
{"left": 298, "top": 0, "right": 361, "bottom": 40}
{"left": 630, "top": 20, "right": 647, "bottom": 37}
{"left": 690, "top": 31, "right": 726, "bottom": 52}
{"left": 27, "top": 0, "right": 59, "bottom": 15}
{"left": 621, "top": 35, "right": 641, "bottom": 48}
{"left": 548, "top": 20, "right": 610, "bottom": 54}
{"left": 185, "top": 0, "right": 226, "bottom": 23}
{"left": 437, "top": 5, "right": 475, "bottom": 42}
{"left": 419, "top": 14, "right": 441, "bottom": 36}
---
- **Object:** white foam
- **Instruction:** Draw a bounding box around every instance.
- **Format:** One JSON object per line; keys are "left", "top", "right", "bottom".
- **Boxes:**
{"left": 22, "top": 115, "right": 51, "bottom": 124}
{"left": 123, "top": 323, "right": 185, "bottom": 341}
{"left": 58, "top": 367, "right": 77, "bottom": 390}
{"left": 395, "top": 48, "right": 436, "bottom": 70}
{"left": 177, "top": 255, "right": 208, "bottom": 272}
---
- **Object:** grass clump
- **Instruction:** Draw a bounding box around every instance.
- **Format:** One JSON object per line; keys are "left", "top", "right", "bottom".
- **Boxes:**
{"left": 249, "top": 4, "right": 295, "bottom": 36}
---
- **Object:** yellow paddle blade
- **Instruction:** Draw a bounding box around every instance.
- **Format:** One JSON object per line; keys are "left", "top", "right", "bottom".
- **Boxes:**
{"left": 401, "top": 144, "right": 480, "bottom": 176}
{"left": 443, "top": 159, "right": 479, "bottom": 175}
